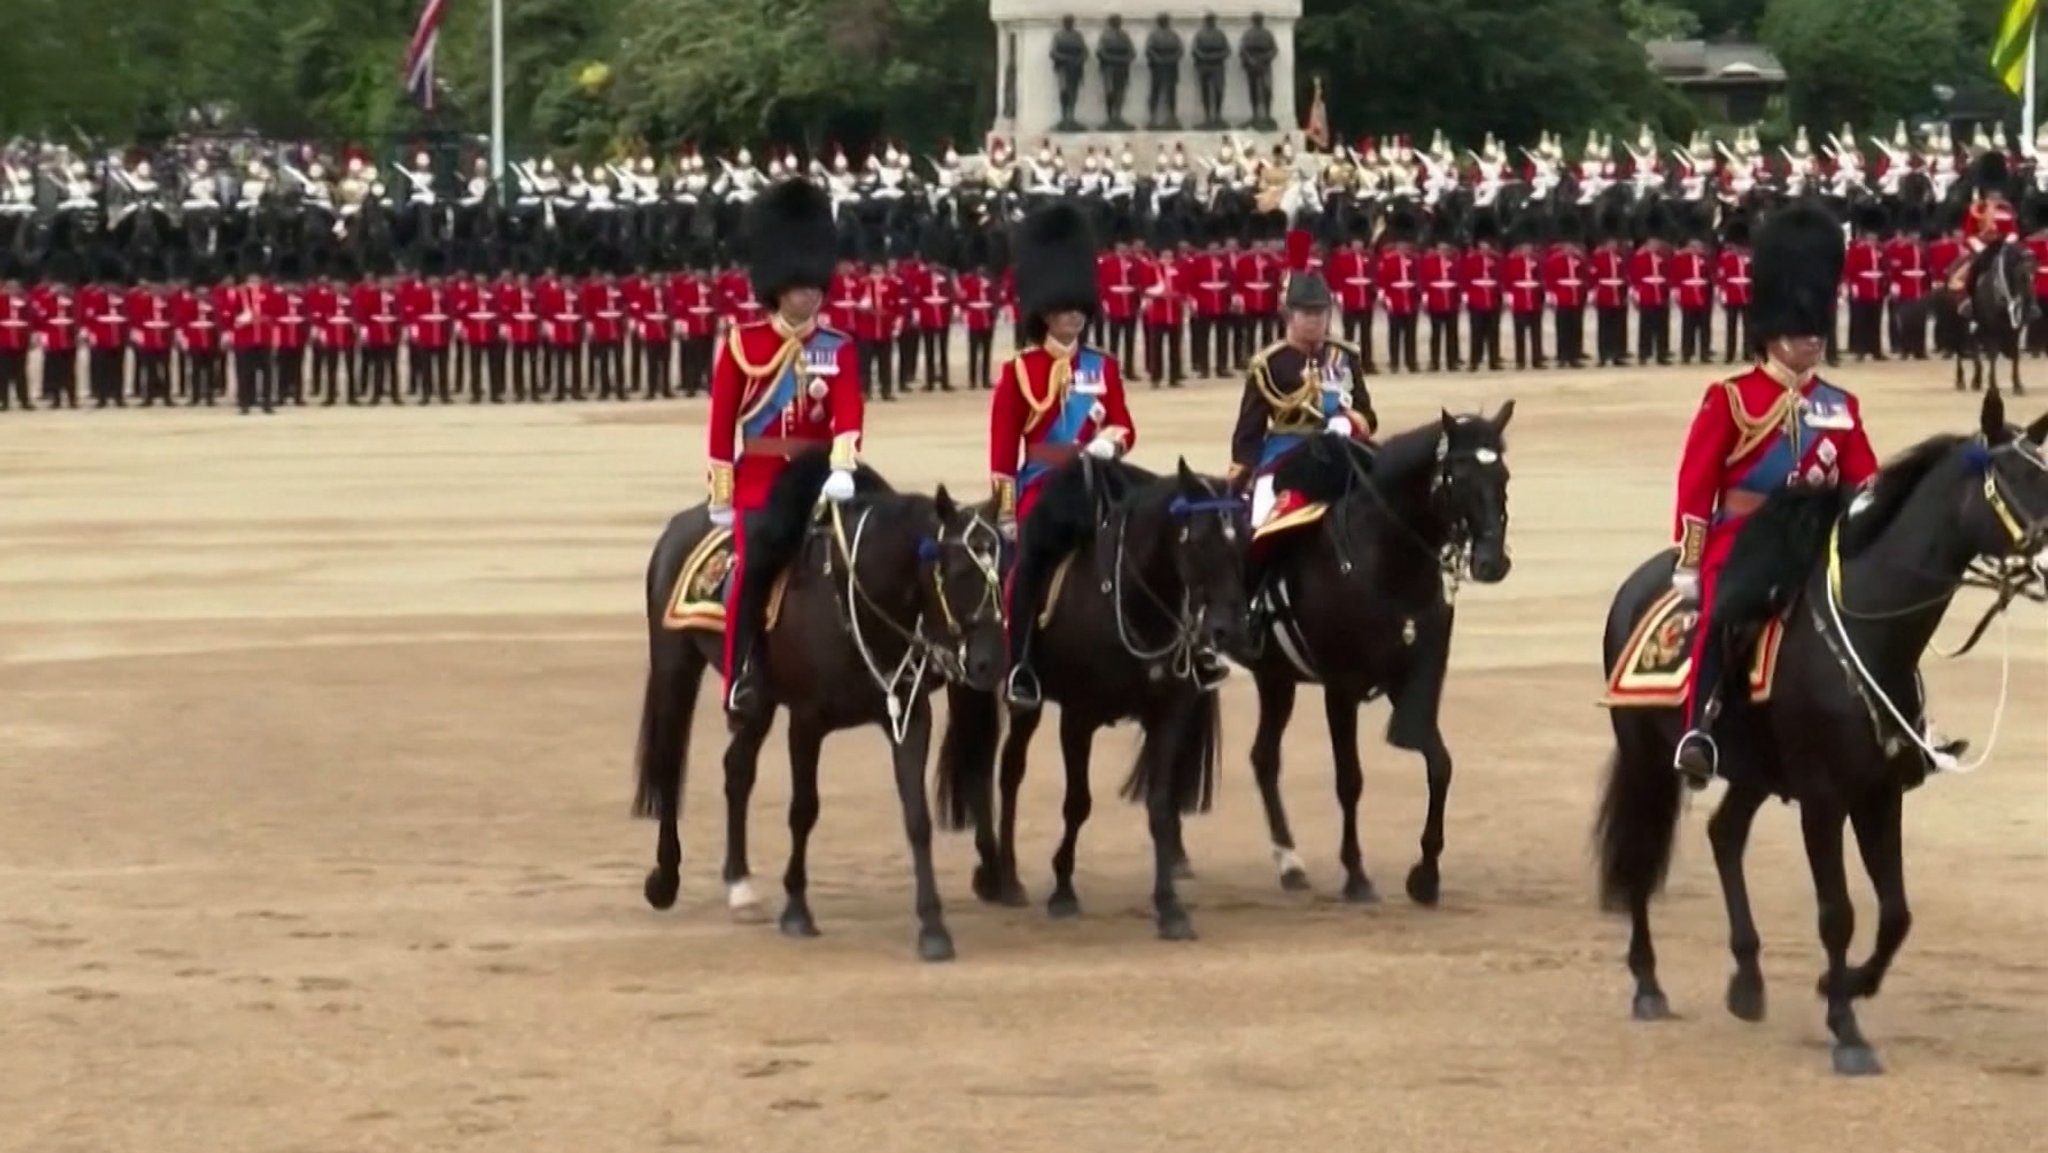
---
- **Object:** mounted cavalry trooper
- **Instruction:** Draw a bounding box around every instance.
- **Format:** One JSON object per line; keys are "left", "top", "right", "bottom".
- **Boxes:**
{"left": 1668, "top": 204, "right": 1881, "bottom": 788}
{"left": 987, "top": 203, "right": 1163, "bottom": 709}
{"left": 1952, "top": 150, "right": 2022, "bottom": 318}
{"left": 705, "top": 179, "right": 865, "bottom": 725}
{"left": 1226, "top": 231, "right": 1378, "bottom": 626}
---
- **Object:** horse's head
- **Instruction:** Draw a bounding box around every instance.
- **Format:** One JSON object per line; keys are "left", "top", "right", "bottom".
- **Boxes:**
{"left": 1162, "top": 458, "right": 1252, "bottom": 655}
{"left": 1964, "top": 388, "right": 2048, "bottom": 572}
{"left": 1433, "top": 402, "right": 1516, "bottom": 583}
{"left": 923, "top": 485, "right": 1008, "bottom": 691}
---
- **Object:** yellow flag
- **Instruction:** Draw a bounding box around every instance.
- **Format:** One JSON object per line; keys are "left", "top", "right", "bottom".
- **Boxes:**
{"left": 1992, "top": 0, "right": 2039, "bottom": 95}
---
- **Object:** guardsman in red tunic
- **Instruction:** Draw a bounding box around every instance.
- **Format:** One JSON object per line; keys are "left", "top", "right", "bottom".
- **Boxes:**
{"left": 80, "top": 269, "right": 128, "bottom": 408}
{"left": 1844, "top": 205, "right": 1889, "bottom": 361}
{"left": 1377, "top": 207, "right": 1422, "bottom": 372}
{"left": 227, "top": 267, "right": 272, "bottom": 414}
{"left": 445, "top": 268, "right": 482, "bottom": 398}
{"left": 1715, "top": 213, "right": 1753, "bottom": 363}
{"left": 125, "top": 268, "right": 176, "bottom": 405}
{"left": 1328, "top": 233, "right": 1376, "bottom": 369}
{"left": 1504, "top": 219, "right": 1546, "bottom": 370}
{"left": 0, "top": 274, "right": 31, "bottom": 411}
{"left": 1096, "top": 240, "right": 1141, "bottom": 369}
{"left": 986, "top": 204, "right": 1137, "bottom": 709}
{"left": 707, "top": 180, "right": 864, "bottom": 722}
{"left": 1673, "top": 227, "right": 1715, "bottom": 365}
{"left": 2023, "top": 199, "right": 2048, "bottom": 355}
{"left": 1462, "top": 213, "right": 1505, "bottom": 371}
{"left": 619, "top": 265, "right": 657, "bottom": 395}
{"left": 1954, "top": 151, "right": 2020, "bottom": 311}
{"left": 1421, "top": 228, "right": 1463, "bottom": 371}
{"left": 1544, "top": 213, "right": 1590, "bottom": 368}
{"left": 501, "top": 271, "right": 540, "bottom": 401}
{"left": 958, "top": 258, "right": 1000, "bottom": 388}
{"left": 582, "top": 269, "right": 628, "bottom": 399}
{"left": 1884, "top": 208, "right": 1929, "bottom": 359}
{"left": 458, "top": 268, "right": 503, "bottom": 402}
{"left": 915, "top": 263, "right": 955, "bottom": 391}
{"left": 264, "top": 261, "right": 311, "bottom": 405}
{"left": 1590, "top": 210, "right": 1631, "bottom": 366}
{"left": 1139, "top": 246, "right": 1188, "bottom": 387}
{"left": 403, "top": 256, "right": 454, "bottom": 403}
{"left": 1670, "top": 205, "right": 1880, "bottom": 788}
{"left": 1630, "top": 211, "right": 1674, "bottom": 366}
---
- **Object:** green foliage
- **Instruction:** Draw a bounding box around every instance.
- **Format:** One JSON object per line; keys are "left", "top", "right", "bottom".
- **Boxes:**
{"left": 1761, "top": 0, "right": 1963, "bottom": 129}
{"left": 1619, "top": 0, "right": 1703, "bottom": 42}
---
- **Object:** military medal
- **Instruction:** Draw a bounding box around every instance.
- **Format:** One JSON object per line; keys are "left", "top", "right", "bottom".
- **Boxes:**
{"left": 807, "top": 379, "right": 828, "bottom": 400}
{"left": 1090, "top": 401, "right": 1106, "bottom": 422}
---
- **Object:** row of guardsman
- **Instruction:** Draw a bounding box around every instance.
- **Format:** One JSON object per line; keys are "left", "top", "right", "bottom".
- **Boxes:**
{"left": 9, "top": 119, "right": 2048, "bottom": 285}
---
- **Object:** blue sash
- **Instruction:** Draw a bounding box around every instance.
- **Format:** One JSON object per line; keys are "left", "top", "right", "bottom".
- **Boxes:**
{"left": 1256, "top": 348, "right": 1352, "bottom": 473}
{"left": 1018, "top": 348, "right": 1108, "bottom": 488}
{"left": 1722, "top": 381, "right": 1851, "bottom": 517}
{"left": 740, "top": 331, "right": 845, "bottom": 440}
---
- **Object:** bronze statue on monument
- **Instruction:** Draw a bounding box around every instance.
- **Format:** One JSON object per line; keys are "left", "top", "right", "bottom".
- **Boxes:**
{"left": 1191, "top": 13, "right": 1229, "bottom": 131}
{"left": 1239, "top": 13, "right": 1278, "bottom": 132}
{"left": 1050, "top": 15, "right": 1088, "bottom": 132}
{"left": 1145, "top": 14, "right": 1184, "bottom": 131}
{"left": 1096, "top": 15, "right": 1136, "bottom": 131}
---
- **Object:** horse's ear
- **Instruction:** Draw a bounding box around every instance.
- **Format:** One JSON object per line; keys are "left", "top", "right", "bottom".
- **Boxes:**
{"left": 2027, "top": 410, "right": 2048, "bottom": 445}
{"left": 1491, "top": 399, "right": 1516, "bottom": 433}
{"left": 934, "top": 484, "right": 956, "bottom": 520}
{"left": 1176, "top": 456, "right": 1198, "bottom": 489}
{"left": 1982, "top": 386, "right": 2009, "bottom": 443}
{"left": 1440, "top": 409, "right": 1458, "bottom": 439}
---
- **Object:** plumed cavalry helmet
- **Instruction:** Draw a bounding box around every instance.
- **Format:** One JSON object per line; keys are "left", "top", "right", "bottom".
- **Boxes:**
{"left": 1015, "top": 202, "right": 1100, "bottom": 344}
{"left": 743, "top": 179, "right": 837, "bottom": 310}
{"left": 1748, "top": 202, "right": 1844, "bottom": 346}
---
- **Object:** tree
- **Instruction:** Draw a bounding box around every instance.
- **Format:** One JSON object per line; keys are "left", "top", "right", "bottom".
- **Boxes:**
{"left": 1761, "top": 0, "right": 1964, "bottom": 130}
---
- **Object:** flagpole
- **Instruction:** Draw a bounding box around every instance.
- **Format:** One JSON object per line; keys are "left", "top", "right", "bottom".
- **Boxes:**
{"left": 487, "top": 0, "right": 503, "bottom": 180}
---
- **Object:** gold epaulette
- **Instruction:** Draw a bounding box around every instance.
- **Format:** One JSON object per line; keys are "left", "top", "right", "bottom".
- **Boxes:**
{"left": 1718, "top": 372, "right": 1799, "bottom": 467}
{"left": 1247, "top": 337, "right": 1291, "bottom": 373}
{"left": 1327, "top": 336, "right": 1364, "bottom": 359}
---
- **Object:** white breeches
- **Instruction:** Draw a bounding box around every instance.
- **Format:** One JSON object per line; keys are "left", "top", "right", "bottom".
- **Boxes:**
{"left": 1250, "top": 474, "right": 1278, "bottom": 528}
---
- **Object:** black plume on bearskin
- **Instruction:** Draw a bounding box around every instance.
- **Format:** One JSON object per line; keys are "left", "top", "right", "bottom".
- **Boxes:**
{"left": 1015, "top": 203, "right": 1101, "bottom": 342}
{"left": 1711, "top": 484, "right": 1851, "bottom": 627}
{"left": 1748, "top": 202, "right": 1843, "bottom": 345}
{"left": 744, "top": 179, "right": 837, "bottom": 309}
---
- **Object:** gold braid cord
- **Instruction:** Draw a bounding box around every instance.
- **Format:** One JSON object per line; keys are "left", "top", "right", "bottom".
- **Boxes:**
{"left": 991, "top": 474, "right": 1016, "bottom": 520}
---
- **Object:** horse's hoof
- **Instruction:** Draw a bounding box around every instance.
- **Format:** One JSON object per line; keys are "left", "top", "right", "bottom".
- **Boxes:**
{"left": 971, "top": 864, "right": 1001, "bottom": 905}
{"left": 1173, "top": 857, "right": 1197, "bottom": 881}
{"left": 1343, "top": 877, "right": 1381, "bottom": 905}
{"left": 726, "top": 879, "right": 768, "bottom": 923}
{"left": 998, "top": 882, "right": 1031, "bottom": 908}
{"left": 1279, "top": 867, "right": 1312, "bottom": 892}
{"left": 1726, "top": 973, "right": 1767, "bottom": 1023}
{"left": 1831, "top": 1044, "right": 1884, "bottom": 1077}
{"left": 643, "top": 869, "right": 680, "bottom": 911}
{"left": 1046, "top": 891, "right": 1082, "bottom": 920}
{"left": 917, "top": 928, "right": 957, "bottom": 963}
{"left": 1631, "top": 991, "right": 1674, "bottom": 1021}
{"left": 1405, "top": 863, "right": 1441, "bottom": 907}
{"left": 777, "top": 906, "right": 820, "bottom": 939}
{"left": 1156, "top": 910, "right": 1198, "bottom": 942}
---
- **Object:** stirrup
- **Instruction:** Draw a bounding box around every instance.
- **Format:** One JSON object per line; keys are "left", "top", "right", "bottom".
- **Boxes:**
{"left": 1193, "top": 649, "right": 1232, "bottom": 689}
{"left": 1005, "top": 665, "right": 1043, "bottom": 710}
{"left": 1673, "top": 729, "right": 1718, "bottom": 789}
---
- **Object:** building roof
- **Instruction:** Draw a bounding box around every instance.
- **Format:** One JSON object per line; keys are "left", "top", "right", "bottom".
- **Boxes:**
{"left": 1646, "top": 40, "right": 1787, "bottom": 87}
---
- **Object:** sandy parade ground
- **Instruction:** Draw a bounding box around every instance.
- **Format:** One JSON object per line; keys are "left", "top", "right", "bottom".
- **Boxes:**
{"left": 2, "top": 353, "right": 2044, "bottom": 1153}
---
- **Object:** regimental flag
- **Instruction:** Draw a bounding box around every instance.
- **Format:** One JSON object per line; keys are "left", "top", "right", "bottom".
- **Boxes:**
{"left": 404, "top": 0, "right": 448, "bottom": 109}
{"left": 1303, "top": 77, "right": 1330, "bottom": 152}
{"left": 1992, "top": 0, "right": 2039, "bottom": 96}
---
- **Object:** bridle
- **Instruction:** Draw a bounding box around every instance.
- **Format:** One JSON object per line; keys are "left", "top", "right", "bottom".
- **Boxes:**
{"left": 921, "top": 505, "right": 1007, "bottom": 682}
{"left": 1328, "top": 432, "right": 1506, "bottom": 604}
{"left": 1099, "top": 474, "right": 1242, "bottom": 681}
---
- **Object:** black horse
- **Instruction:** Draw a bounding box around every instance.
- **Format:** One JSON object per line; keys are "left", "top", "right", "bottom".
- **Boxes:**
{"left": 632, "top": 452, "right": 1008, "bottom": 962}
{"left": 1595, "top": 387, "right": 2048, "bottom": 1076}
{"left": 938, "top": 456, "right": 1249, "bottom": 940}
{"left": 1235, "top": 409, "right": 1515, "bottom": 905}
{"left": 1934, "top": 240, "right": 2034, "bottom": 394}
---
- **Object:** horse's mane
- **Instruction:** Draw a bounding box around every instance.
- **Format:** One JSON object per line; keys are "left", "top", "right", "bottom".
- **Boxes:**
{"left": 1837, "top": 434, "right": 1965, "bottom": 560}
{"left": 758, "top": 449, "right": 897, "bottom": 535}
{"left": 1374, "top": 420, "right": 1454, "bottom": 486}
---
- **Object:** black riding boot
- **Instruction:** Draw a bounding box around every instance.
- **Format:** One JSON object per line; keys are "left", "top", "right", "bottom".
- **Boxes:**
{"left": 1673, "top": 624, "right": 1724, "bottom": 789}
{"left": 1003, "top": 562, "right": 1045, "bottom": 709}
{"left": 723, "top": 568, "right": 769, "bottom": 729}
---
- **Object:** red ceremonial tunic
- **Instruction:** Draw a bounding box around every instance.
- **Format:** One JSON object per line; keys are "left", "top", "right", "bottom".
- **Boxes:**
{"left": 1543, "top": 244, "right": 1588, "bottom": 310}
{"left": 1460, "top": 246, "right": 1502, "bottom": 313}
{"left": 1504, "top": 247, "right": 1543, "bottom": 315}
{"left": 1844, "top": 238, "right": 1886, "bottom": 304}
{"left": 1671, "top": 362, "right": 1879, "bottom": 713}
{"left": 986, "top": 341, "right": 1135, "bottom": 524}
{"left": 1329, "top": 246, "right": 1375, "bottom": 314}
{"left": 1376, "top": 246, "right": 1419, "bottom": 316}
{"left": 1882, "top": 238, "right": 1926, "bottom": 302}
{"left": 125, "top": 288, "right": 174, "bottom": 354}
{"left": 1967, "top": 199, "right": 2017, "bottom": 251}
{"left": 706, "top": 316, "right": 864, "bottom": 688}
{"left": 1715, "top": 247, "right": 1752, "bottom": 309}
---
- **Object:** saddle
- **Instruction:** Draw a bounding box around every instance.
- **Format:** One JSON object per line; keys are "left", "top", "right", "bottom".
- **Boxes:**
{"left": 660, "top": 527, "right": 795, "bottom": 634}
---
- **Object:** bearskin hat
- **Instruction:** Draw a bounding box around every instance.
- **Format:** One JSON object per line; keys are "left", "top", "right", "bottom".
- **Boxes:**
{"left": 1971, "top": 150, "right": 2011, "bottom": 200}
{"left": 1854, "top": 203, "right": 1889, "bottom": 237}
{"left": 1470, "top": 209, "right": 1501, "bottom": 245}
{"left": 1385, "top": 203, "right": 1421, "bottom": 242}
{"left": 2025, "top": 196, "right": 2048, "bottom": 234}
{"left": 1554, "top": 209, "right": 1584, "bottom": 243}
{"left": 1722, "top": 211, "right": 1750, "bottom": 248}
{"left": 1015, "top": 203, "right": 1100, "bottom": 344}
{"left": 1749, "top": 203, "right": 1844, "bottom": 346}
{"left": 744, "top": 179, "right": 837, "bottom": 309}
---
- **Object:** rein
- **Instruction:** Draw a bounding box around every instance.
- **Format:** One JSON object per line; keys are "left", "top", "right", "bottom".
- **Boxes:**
{"left": 1326, "top": 437, "right": 1485, "bottom": 602}
{"left": 1816, "top": 438, "right": 2048, "bottom": 772}
{"left": 1096, "top": 480, "right": 1239, "bottom": 681}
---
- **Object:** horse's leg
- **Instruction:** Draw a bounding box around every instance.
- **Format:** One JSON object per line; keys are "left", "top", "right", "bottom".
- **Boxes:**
{"left": 2011, "top": 338, "right": 2025, "bottom": 395}
{"left": 1708, "top": 780, "right": 1770, "bottom": 1022}
{"left": 1843, "top": 784, "right": 1911, "bottom": 1001}
{"left": 1324, "top": 692, "right": 1379, "bottom": 903}
{"left": 719, "top": 708, "right": 776, "bottom": 922}
{"left": 1954, "top": 336, "right": 1966, "bottom": 390}
{"left": 885, "top": 700, "right": 955, "bottom": 962}
{"left": 776, "top": 717, "right": 826, "bottom": 939}
{"left": 1147, "top": 697, "right": 1198, "bottom": 942}
{"left": 637, "top": 639, "right": 707, "bottom": 911}
{"left": 1046, "top": 709, "right": 1098, "bottom": 919}
{"left": 1249, "top": 668, "right": 1307, "bottom": 890}
{"left": 993, "top": 708, "right": 1041, "bottom": 905}
{"left": 1799, "top": 797, "right": 1881, "bottom": 1075}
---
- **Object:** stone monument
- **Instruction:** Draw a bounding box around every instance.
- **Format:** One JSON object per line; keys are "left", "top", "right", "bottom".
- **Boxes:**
{"left": 989, "top": 0, "right": 1304, "bottom": 169}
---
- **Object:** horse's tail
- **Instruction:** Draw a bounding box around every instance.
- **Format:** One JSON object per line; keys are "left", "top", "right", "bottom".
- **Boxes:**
{"left": 632, "top": 518, "right": 706, "bottom": 822}
{"left": 1593, "top": 720, "right": 1684, "bottom": 913}
{"left": 1119, "top": 686, "right": 1222, "bottom": 815}
{"left": 934, "top": 685, "right": 1001, "bottom": 832}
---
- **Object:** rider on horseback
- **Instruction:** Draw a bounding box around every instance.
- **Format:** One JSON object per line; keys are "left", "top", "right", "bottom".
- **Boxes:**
{"left": 1228, "top": 230, "right": 1378, "bottom": 628}
{"left": 991, "top": 203, "right": 1226, "bottom": 708}
{"left": 1953, "top": 151, "right": 2019, "bottom": 317}
{"left": 1670, "top": 203, "right": 1880, "bottom": 788}
{"left": 707, "top": 179, "right": 864, "bottom": 726}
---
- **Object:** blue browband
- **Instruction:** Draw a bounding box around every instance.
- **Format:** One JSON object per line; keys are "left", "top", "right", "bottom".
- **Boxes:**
{"left": 1169, "top": 496, "right": 1244, "bottom": 521}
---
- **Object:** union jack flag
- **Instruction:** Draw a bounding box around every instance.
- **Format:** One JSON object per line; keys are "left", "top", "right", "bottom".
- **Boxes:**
{"left": 403, "top": 0, "right": 447, "bottom": 110}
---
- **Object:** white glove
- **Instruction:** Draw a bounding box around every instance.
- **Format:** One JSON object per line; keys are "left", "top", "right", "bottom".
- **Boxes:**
{"left": 709, "top": 504, "right": 735, "bottom": 528}
{"left": 1083, "top": 436, "right": 1120, "bottom": 461}
{"left": 1325, "top": 415, "right": 1352, "bottom": 436}
{"left": 1672, "top": 568, "right": 1701, "bottom": 605}
{"left": 821, "top": 468, "right": 857, "bottom": 503}
{"left": 997, "top": 516, "right": 1018, "bottom": 542}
